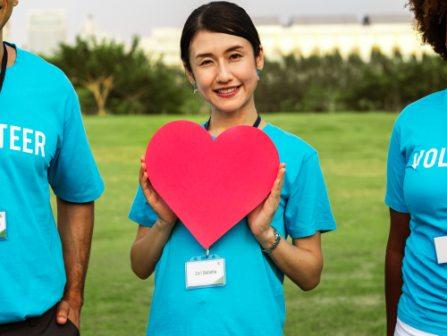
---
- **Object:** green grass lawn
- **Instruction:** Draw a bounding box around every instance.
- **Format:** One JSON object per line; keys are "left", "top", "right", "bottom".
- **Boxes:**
{"left": 80, "top": 113, "right": 396, "bottom": 336}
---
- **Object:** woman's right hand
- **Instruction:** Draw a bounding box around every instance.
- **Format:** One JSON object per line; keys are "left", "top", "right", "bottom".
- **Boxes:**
{"left": 139, "top": 156, "right": 177, "bottom": 230}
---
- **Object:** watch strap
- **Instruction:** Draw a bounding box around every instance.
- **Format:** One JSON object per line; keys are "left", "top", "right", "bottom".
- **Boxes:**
{"left": 261, "top": 227, "right": 281, "bottom": 254}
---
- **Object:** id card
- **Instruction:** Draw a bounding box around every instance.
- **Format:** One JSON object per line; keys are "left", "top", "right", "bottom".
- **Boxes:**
{"left": 0, "top": 211, "right": 6, "bottom": 240}
{"left": 434, "top": 236, "right": 447, "bottom": 264}
{"left": 185, "top": 256, "right": 226, "bottom": 289}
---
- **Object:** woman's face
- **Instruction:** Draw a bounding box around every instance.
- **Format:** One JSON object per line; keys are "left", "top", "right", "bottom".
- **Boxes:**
{"left": 187, "top": 30, "right": 263, "bottom": 114}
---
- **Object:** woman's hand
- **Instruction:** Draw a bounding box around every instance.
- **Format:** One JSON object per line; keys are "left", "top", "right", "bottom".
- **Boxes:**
{"left": 247, "top": 163, "right": 286, "bottom": 246}
{"left": 139, "top": 156, "right": 177, "bottom": 230}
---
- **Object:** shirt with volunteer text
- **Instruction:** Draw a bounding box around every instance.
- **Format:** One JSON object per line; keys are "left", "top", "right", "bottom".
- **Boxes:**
{"left": 386, "top": 89, "right": 447, "bottom": 335}
{"left": 0, "top": 46, "right": 104, "bottom": 324}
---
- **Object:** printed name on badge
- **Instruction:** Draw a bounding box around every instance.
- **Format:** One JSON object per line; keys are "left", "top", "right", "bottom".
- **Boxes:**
{"left": 185, "top": 258, "right": 226, "bottom": 289}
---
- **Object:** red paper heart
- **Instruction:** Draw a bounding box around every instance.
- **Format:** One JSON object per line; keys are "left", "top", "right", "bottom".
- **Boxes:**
{"left": 145, "top": 120, "right": 279, "bottom": 249}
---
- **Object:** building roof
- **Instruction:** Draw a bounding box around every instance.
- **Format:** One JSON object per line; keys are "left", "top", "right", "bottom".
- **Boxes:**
{"left": 365, "top": 14, "right": 413, "bottom": 24}
{"left": 291, "top": 15, "right": 358, "bottom": 25}
{"left": 252, "top": 16, "right": 282, "bottom": 26}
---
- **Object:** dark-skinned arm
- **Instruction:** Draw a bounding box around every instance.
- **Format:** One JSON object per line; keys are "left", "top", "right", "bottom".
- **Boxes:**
{"left": 56, "top": 197, "right": 95, "bottom": 329}
{"left": 385, "top": 208, "right": 410, "bottom": 336}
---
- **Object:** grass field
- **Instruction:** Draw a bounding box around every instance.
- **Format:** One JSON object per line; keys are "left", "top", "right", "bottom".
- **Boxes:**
{"left": 79, "top": 113, "right": 396, "bottom": 336}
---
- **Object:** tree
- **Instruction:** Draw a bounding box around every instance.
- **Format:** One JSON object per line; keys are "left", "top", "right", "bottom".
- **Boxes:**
{"left": 52, "top": 37, "right": 124, "bottom": 115}
{"left": 51, "top": 38, "right": 447, "bottom": 114}
{"left": 50, "top": 36, "right": 201, "bottom": 116}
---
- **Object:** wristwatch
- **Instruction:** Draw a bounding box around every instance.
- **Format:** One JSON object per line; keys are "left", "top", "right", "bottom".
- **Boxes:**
{"left": 261, "top": 227, "right": 281, "bottom": 254}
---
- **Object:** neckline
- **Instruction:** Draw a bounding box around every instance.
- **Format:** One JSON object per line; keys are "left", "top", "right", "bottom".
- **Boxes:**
{"left": 204, "top": 115, "right": 262, "bottom": 131}
{"left": 4, "top": 42, "right": 19, "bottom": 71}
{"left": 203, "top": 121, "right": 272, "bottom": 137}
{"left": 262, "top": 122, "right": 272, "bottom": 133}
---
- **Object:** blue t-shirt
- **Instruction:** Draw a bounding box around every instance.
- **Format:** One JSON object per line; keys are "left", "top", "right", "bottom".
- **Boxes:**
{"left": 0, "top": 46, "right": 104, "bottom": 323}
{"left": 129, "top": 123, "right": 336, "bottom": 336}
{"left": 385, "top": 89, "right": 447, "bottom": 335}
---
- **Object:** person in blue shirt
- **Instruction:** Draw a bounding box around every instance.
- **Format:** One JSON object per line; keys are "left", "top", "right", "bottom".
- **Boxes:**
{"left": 129, "top": 2, "right": 336, "bottom": 335}
{"left": 0, "top": 1, "right": 104, "bottom": 335}
{"left": 385, "top": 1, "right": 447, "bottom": 335}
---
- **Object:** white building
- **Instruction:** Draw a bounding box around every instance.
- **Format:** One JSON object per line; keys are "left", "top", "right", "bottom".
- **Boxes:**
{"left": 27, "top": 10, "right": 67, "bottom": 56}
{"left": 79, "top": 14, "right": 115, "bottom": 42}
{"left": 140, "top": 14, "right": 433, "bottom": 66}
{"left": 140, "top": 27, "right": 183, "bottom": 65}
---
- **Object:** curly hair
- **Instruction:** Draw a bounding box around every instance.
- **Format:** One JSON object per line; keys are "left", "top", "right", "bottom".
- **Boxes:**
{"left": 408, "top": 0, "right": 447, "bottom": 58}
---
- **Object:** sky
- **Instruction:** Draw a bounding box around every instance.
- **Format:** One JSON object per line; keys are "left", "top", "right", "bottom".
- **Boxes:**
{"left": 7, "top": 0, "right": 411, "bottom": 45}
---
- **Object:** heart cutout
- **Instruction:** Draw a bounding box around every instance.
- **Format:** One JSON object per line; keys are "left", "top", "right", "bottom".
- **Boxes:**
{"left": 145, "top": 120, "right": 279, "bottom": 249}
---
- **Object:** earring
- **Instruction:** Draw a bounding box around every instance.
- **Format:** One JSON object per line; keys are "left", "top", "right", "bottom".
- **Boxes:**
{"left": 192, "top": 83, "right": 198, "bottom": 94}
{"left": 256, "top": 69, "right": 263, "bottom": 79}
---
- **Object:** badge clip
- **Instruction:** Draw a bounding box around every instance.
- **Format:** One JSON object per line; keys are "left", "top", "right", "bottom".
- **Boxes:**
{"left": 185, "top": 247, "right": 226, "bottom": 289}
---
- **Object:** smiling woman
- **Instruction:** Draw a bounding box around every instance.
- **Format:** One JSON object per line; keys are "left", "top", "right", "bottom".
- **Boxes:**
{"left": 129, "top": 2, "right": 336, "bottom": 336}
{"left": 180, "top": 1, "right": 263, "bottom": 131}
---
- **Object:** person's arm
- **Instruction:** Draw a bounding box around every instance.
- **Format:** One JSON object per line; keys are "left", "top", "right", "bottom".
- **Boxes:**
{"left": 131, "top": 220, "right": 174, "bottom": 279}
{"left": 258, "top": 228, "right": 322, "bottom": 290}
{"left": 56, "top": 198, "right": 95, "bottom": 329}
{"left": 130, "top": 157, "right": 177, "bottom": 279}
{"left": 248, "top": 163, "right": 323, "bottom": 290}
{"left": 385, "top": 208, "right": 410, "bottom": 336}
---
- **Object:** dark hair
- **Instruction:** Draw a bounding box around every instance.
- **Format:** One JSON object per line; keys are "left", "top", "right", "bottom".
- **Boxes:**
{"left": 408, "top": 0, "right": 447, "bottom": 59}
{"left": 180, "top": 1, "right": 262, "bottom": 71}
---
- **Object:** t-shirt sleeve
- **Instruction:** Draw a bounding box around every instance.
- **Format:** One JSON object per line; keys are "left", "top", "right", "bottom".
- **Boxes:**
{"left": 284, "top": 152, "right": 336, "bottom": 239}
{"left": 128, "top": 185, "right": 158, "bottom": 227}
{"left": 385, "top": 119, "right": 409, "bottom": 213}
{"left": 48, "top": 84, "right": 104, "bottom": 203}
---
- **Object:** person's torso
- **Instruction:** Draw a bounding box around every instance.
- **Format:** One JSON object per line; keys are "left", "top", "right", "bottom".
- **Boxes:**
{"left": 0, "top": 48, "right": 71, "bottom": 323}
{"left": 146, "top": 124, "right": 315, "bottom": 336}
{"left": 397, "top": 90, "right": 447, "bottom": 334}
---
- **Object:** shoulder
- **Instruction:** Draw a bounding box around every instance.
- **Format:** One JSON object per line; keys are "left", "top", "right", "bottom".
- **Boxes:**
{"left": 405, "top": 89, "right": 446, "bottom": 111}
{"left": 17, "top": 48, "right": 74, "bottom": 93}
{"left": 264, "top": 123, "right": 317, "bottom": 160}
{"left": 264, "top": 123, "right": 325, "bottom": 198}
{"left": 396, "top": 89, "right": 447, "bottom": 128}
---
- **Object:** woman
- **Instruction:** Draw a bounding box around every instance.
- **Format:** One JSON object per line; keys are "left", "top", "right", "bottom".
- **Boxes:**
{"left": 129, "top": 2, "right": 336, "bottom": 335}
{"left": 385, "top": 1, "right": 447, "bottom": 335}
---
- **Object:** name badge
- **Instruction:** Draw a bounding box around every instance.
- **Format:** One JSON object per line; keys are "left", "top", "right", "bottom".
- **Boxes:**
{"left": 434, "top": 236, "right": 447, "bottom": 264}
{"left": 0, "top": 211, "right": 6, "bottom": 240}
{"left": 185, "top": 257, "right": 226, "bottom": 289}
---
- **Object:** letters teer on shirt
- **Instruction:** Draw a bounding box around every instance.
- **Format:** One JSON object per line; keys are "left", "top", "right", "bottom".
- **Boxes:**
{"left": 0, "top": 123, "right": 46, "bottom": 158}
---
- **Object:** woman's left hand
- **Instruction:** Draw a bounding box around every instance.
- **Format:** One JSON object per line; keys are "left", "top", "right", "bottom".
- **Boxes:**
{"left": 247, "top": 163, "right": 286, "bottom": 245}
